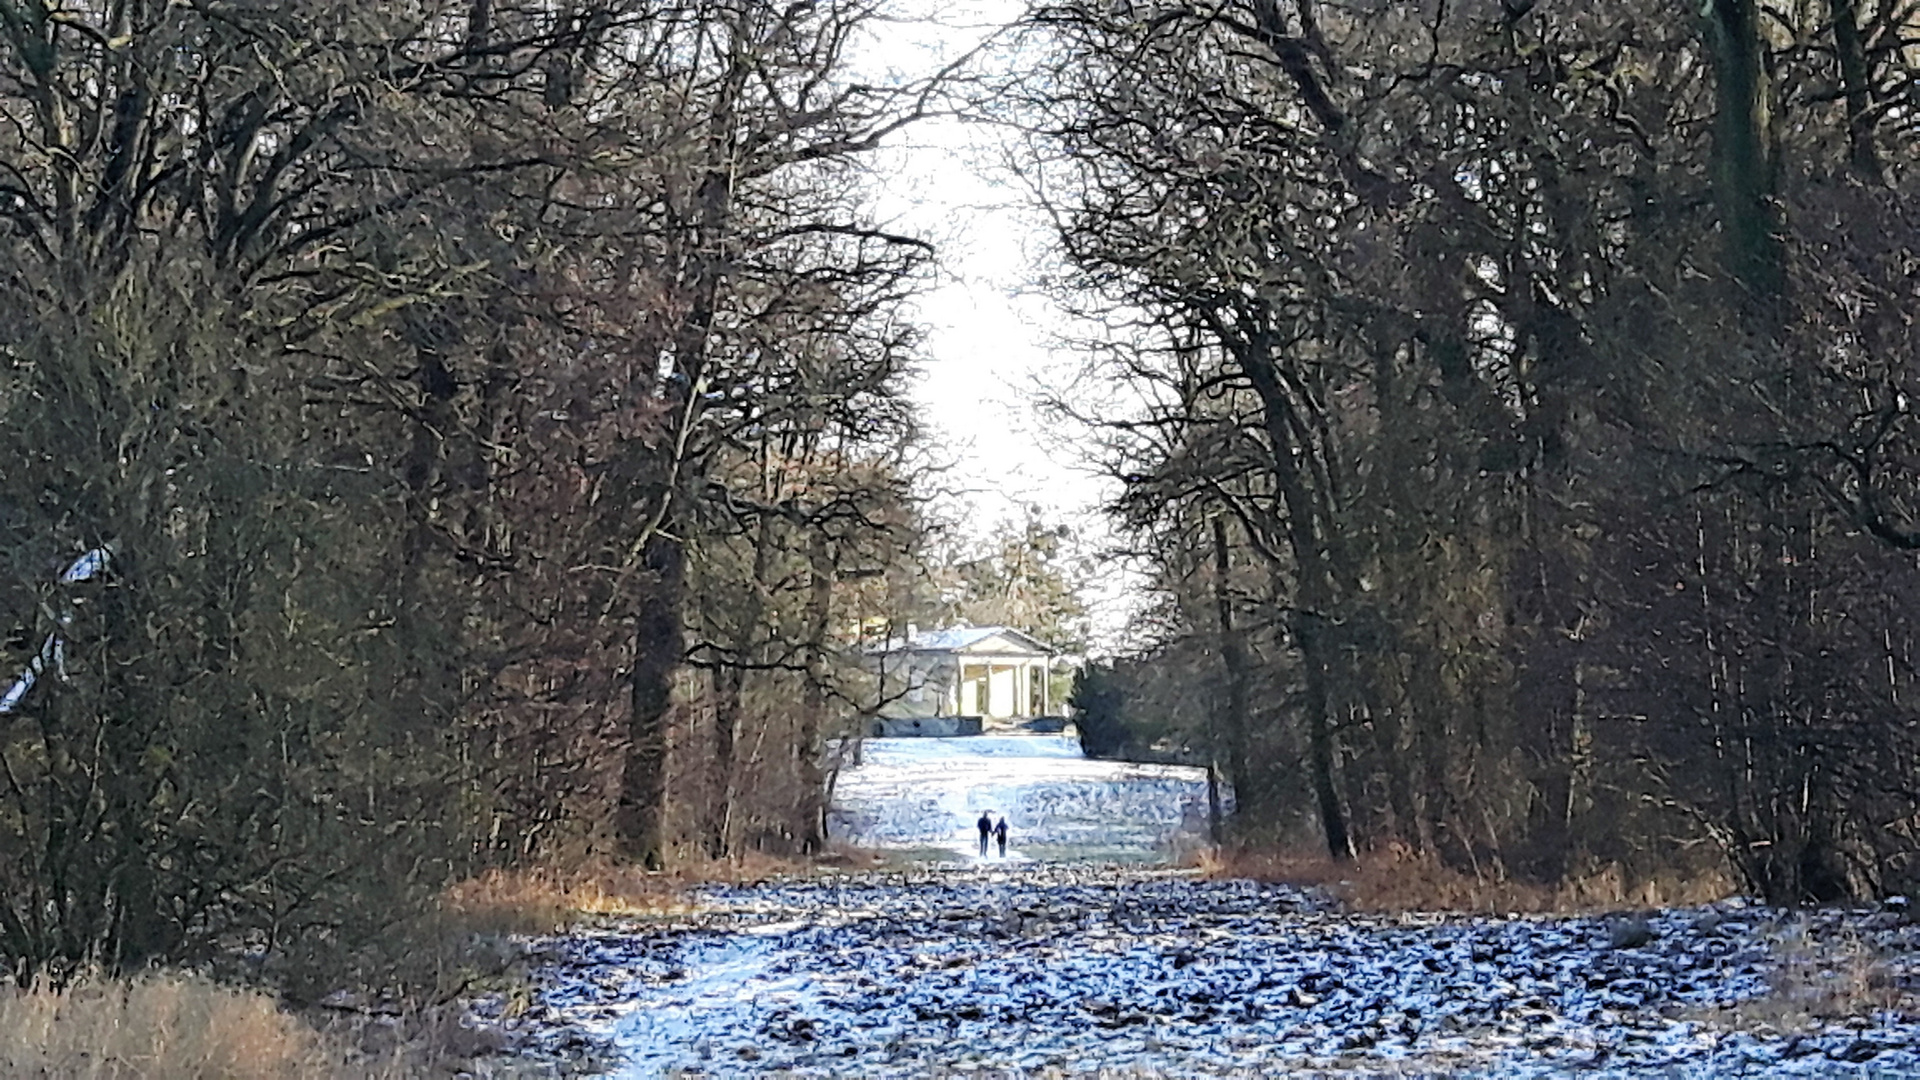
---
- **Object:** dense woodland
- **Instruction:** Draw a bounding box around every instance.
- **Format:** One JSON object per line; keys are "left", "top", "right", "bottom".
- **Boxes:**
{"left": 1034, "top": 0, "right": 1920, "bottom": 905}
{"left": 0, "top": 0, "right": 978, "bottom": 988}
{"left": 4, "top": 0, "right": 1920, "bottom": 997}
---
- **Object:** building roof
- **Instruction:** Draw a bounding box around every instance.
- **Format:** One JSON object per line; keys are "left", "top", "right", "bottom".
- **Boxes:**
{"left": 870, "top": 625, "right": 1055, "bottom": 657}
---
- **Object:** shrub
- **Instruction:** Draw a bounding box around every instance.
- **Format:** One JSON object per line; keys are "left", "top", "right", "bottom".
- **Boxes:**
{"left": 0, "top": 973, "right": 384, "bottom": 1080}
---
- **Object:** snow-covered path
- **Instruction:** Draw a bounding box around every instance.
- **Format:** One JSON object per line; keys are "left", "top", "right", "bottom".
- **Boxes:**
{"left": 825, "top": 735, "right": 1216, "bottom": 861}
{"left": 519, "top": 865, "right": 1920, "bottom": 1078}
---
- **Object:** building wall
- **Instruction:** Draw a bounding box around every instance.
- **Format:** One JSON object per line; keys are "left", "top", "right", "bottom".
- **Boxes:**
{"left": 876, "top": 654, "right": 957, "bottom": 719}
{"left": 869, "top": 637, "right": 1053, "bottom": 723}
{"left": 869, "top": 715, "right": 983, "bottom": 737}
{"left": 987, "top": 665, "right": 1019, "bottom": 719}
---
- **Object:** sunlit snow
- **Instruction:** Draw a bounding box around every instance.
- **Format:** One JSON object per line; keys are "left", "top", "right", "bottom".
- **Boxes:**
{"left": 516, "top": 867, "right": 1920, "bottom": 1078}
{"left": 501, "top": 736, "right": 1920, "bottom": 1079}
{"left": 825, "top": 734, "right": 1217, "bottom": 861}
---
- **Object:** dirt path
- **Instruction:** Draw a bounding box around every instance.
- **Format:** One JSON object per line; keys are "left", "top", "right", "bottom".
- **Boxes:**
{"left": 510, "top": 864, "right": 1920, "bottom": 1078}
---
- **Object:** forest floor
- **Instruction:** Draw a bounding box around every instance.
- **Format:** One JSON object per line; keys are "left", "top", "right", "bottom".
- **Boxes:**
{"left": 495, "top": 862, "right": 1920, "bottom": 1078}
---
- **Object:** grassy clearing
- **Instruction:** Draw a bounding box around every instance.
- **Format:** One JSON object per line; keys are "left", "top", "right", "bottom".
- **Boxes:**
{"left": 867, "top": 846, "right": 970, "bottom": 866}
{"left": 668, "top": 844, "right": 889, "bottom": 884}
{"left": 443, "top": 862, "right": 693, "bottom": 932}
{"left": 0, "top": 858, "right": 696, "bottom": 1080}
{"left": 0, "top": 846, "right": 1016, "bottom": 1080}
{"left": 1694, "top": 922, "right": 1913, "bottom": 1035}
{"left": 1201, "top": 844, "right": 1736, "bottom": 915}
{"left": 0, "top": 971, "right": 573, "bottom": 1079}
{"left": 0, "top": 973, "right": 393, "bottom": 1080}
{"left": 1750, "top": 928, "right": 1901, "bottom": 1030}
{"left": 442, "top": 846, "right": 891, "bottom": 931}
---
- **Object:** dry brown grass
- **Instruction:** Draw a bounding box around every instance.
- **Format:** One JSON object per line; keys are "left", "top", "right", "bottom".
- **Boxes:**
{"left": 0, "top": 973, "right": 393, "bottom": 1080}
{"left": 0, "top": 862, "right": 701, "bottom": 1080}
{"left": 1201, "top": 843, "right": 1736, "bottom": 915}
{"left": 440, "top": 845, "right": 889, "bottom": 932}
{"left": 1709, "top": 925, "right": 1909, "bottom": 1034}
{"left": 443, "top": 861, "right": 693, "bottom": 932}
{"left": 670, "top": 843, "right": 889, "bottom": 884}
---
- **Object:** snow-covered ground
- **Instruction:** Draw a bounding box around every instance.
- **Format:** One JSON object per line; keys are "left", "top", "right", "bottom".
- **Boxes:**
{"left": 514, "top": 865, "right": 1920, "bottom": 1078}
{"left": 825, "top": 734, "right": 1216, "bottom": 861}
{"left": 498, "top": 738, "right": 1920, "bottom": 1077}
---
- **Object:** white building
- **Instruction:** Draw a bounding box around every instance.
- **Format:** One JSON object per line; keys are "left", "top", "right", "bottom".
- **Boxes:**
{"left": 869, "top": 626, "right": 1056, "bottom": 730}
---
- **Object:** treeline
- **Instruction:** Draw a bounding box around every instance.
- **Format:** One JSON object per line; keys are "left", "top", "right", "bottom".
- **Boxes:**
{"left": 0, "top": 0, "right": 939, "bottom": 988}
{"left": 1023, "top": 0, "right": 1920, "bottom": 903}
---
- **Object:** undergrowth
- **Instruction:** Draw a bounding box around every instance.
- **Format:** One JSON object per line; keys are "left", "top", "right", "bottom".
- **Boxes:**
{"left": 443, "top": 862, "right": 691, "bottom": 932}
{"left": 441, "top": 845, "right": 886, "bottom": 932}
{"left": 1703, "top": 922, "right": 1912, "bottom": 1035}
{"left": 0, "top": 851, "right": 762, "bottom": 1080}
{"left": 1202, "top": 843, "right": 1737, "bottom": 914}
{"left": 0, "top": 973, "right": 395, "bottom": 1080}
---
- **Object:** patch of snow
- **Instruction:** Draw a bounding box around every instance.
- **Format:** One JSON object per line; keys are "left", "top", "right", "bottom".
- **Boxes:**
{"left": 828, "top": 735, "right": 1215, "bottom": 858}
{"left": 520, "top": 868, "right": 1920, "bottom": 1079}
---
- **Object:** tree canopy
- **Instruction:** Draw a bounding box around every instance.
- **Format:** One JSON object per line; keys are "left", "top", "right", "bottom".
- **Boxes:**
{"left": 1015, "top": 0, "right": 1920, "bottom": 902}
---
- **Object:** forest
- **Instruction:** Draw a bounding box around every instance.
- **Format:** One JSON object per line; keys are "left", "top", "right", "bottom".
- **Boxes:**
{"left": 1036, "top": 0, "right": 1920, "bottom": 907}
{"left": 0, "top": 0, "right": 1000, "bottom": 992}
{"left": 1, "top": 0, "right": 1918, "bottom": 1017}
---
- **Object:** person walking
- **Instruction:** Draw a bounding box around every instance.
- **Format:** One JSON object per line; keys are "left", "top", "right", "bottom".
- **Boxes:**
{"left": 977, "top": 811, "right": 993, "bottom": 857}
{"left": 994, "top": 816, "right": 1009, "bottom": 857}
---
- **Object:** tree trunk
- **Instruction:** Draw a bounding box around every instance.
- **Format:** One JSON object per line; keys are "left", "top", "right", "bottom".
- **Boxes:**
{"left": 617, "top": 530, "right": 683, "bottom": 870}
{"left": 1828, "top": 0, "right": 1881, "bottom": 180}
{"left": 1410, "top": 631, "right": 1459, "bottom": 863}
{"left": 1365, "top": 340, "right": 1418, "bottom": 851}
{"left": 704, "top": 655, "right": 740, "bottom": 860}
{"left": 1365, "top": 674, "right": 1418, "bottom": 853}
{"left": 616, "top": 41, "right": 742, "bottom": 867}
{"left": 1705, "top": 0, "right": 1782, "bottom": 298}
{"left": 1210, "top": 516, "right": 1257, "bottom": 831}
{"left": 1296, "top": 612, "right": 1354, "bottom": 860}
{"left": 1523, "top": 665, "right": 1578, "bottom": 881}
{"left": 703, "top": 514, "right": 774, "bottom": 860}
{"left": 795, "top": 530, "right": 834, "bottom": 853}
{"left": 1234, "top": 318, "right": 1353, "bottom": 860}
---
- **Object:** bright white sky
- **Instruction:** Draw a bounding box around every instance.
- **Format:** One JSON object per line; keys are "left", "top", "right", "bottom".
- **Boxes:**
{"left": 860, "top": 3, "right": 1097, "bottom": 524}
{"left": 855, "top": 2, "right": 1144, "bottom": 649}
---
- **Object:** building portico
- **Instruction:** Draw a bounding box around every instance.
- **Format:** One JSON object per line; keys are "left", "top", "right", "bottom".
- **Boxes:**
{"left": 868, "top": 626, "right": 1057, "bottom": 728}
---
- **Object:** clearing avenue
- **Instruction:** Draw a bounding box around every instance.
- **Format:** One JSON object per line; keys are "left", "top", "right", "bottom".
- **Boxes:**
{"left": 7, "top": 0, "right": 1920, "bottom": 1077}
{"left": 503, "top": 737, "right": 1920, "bottom": 1077}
